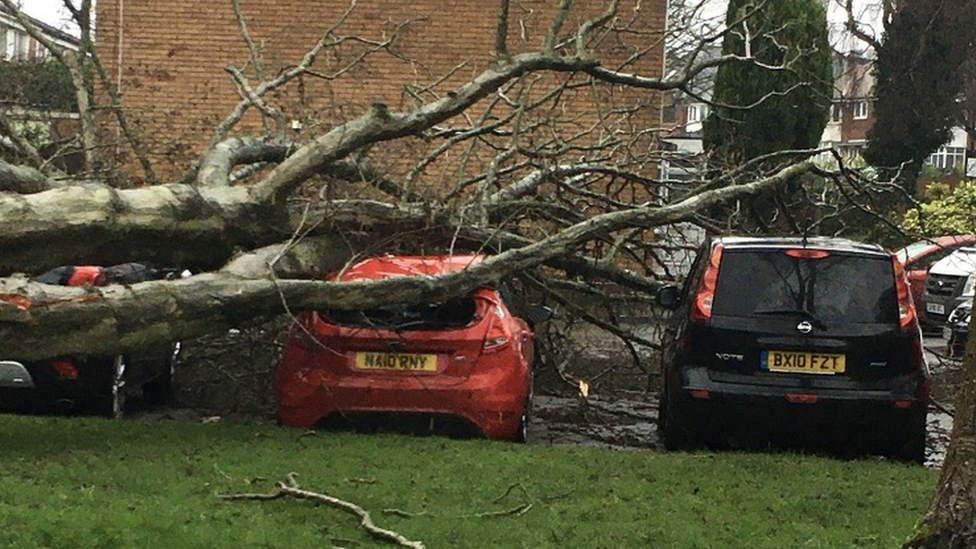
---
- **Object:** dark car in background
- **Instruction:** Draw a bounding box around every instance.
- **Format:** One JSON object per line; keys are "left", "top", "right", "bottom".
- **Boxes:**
{"left": 945, "top": 300, "right": 971, "bottom": 358}
{"left": 893, "top": 235, "right": 976, "bottom": 323}
{"left": 0, "top": 263, "right": 183, "bottom": 417}
{"left": 656, "top": 236, "right": 930, "bottom": 463}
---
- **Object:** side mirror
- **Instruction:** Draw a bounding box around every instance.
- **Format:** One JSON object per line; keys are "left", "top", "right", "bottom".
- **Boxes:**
{"left": 656, "top": 285, "right": 682, "bottom": 310}
{"left": 526, "top": 305, "right": 554, "bottom": 325}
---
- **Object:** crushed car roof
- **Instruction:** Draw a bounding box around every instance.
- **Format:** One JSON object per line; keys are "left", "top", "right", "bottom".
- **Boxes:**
{"left": 335, "top": 254, "right": 486, "bottom": 281}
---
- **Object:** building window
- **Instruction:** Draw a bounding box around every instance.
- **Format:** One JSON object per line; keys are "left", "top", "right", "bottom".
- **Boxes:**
{"left": 928, "top": 146, "right": 967, "bottom": 171}
{"left": 852, "top": 101, "right": 868, "bottom": 120}
{"left": 5, "top": 29, "right": 29, "bottom": 60}
{"left": 662, "top": 103, "right": 676, "bottom": 123}
{"left": 686, "top": 104, "right": 705, "bottom": 124}
{"left": 830, "top": 103, "right": 842, "bottom": 122}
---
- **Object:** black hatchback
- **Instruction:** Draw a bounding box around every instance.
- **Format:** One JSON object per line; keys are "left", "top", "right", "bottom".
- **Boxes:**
{"left": 655, "top": 236, "right": 930, "bottom": 463}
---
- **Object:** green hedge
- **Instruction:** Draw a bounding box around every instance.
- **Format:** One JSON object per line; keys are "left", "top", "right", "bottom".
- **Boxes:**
{"left": 0, "top": 58, "right": 76, "bottom": 112}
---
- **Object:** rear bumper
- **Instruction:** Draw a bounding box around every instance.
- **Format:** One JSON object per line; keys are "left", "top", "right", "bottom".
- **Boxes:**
{"left": 671, "top": 365, "right": 929, "bottom": 407}
{"left": 0, "top": 357, "right": 114, "bottom": 413}
{"left": 277, "top": 347, "right": 530, "bottom": 441}
{"left": 920, "top": 295, "right": 967, "bottom": 332}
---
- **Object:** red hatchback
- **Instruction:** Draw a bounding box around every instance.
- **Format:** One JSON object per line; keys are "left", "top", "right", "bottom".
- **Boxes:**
{"left": 276, "top": 254, "right": 545, "bottom": 442}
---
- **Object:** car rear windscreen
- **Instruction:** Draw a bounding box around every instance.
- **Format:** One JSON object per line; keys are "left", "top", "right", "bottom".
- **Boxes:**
{"left": 322, "top": 296, "right": 478, "bottom": 330}
{"left": 712, "top": 249, "right": 898, "bottom": 324}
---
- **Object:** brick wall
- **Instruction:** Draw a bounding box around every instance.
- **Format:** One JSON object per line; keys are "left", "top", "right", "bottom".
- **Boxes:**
{"left": 94, "top": 0, "right": 666, "bottom": 183}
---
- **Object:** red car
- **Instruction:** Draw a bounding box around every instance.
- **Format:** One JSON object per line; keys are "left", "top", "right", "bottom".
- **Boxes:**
{"left": 276, "top": 254, "right": 549, "bottom": 442}
{"left": 894, "top": 235, "right": 976, "bottom": 320}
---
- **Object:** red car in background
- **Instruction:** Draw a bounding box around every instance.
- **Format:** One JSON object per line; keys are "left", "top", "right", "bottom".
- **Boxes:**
{"left": 276, "top": 254, "right": 550, "bottom": 442}
{"left": 894, "top": 235, "right": 976, "bottom": 321}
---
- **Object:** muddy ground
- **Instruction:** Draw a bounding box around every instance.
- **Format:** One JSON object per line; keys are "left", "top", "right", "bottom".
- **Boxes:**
{"left": 160, "top": 316, "right": 956, "bottom": 469}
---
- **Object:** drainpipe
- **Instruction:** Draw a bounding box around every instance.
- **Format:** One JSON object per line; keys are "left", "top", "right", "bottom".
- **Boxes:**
{"left": 115, "top": 0, "right": 124, "bottom": 150}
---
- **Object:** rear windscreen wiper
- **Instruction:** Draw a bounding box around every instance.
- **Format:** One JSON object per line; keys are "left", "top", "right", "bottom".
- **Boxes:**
{"left": 752, "top": 308, "right": 827, "bottom": 330}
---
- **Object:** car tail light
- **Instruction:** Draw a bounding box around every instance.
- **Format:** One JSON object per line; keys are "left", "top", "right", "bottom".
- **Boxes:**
{"left": 482, "top": 311, "right": 511, "bottom": 353}
{"left": 784, "top": 249, "right": 830, "bottom": 259}
{"left": 51, "top": 360, "right": 79, "bottom": 379}
{"left": 690, "top": 244, "right": 723, "bottom": 322}
{"left": 891, "top": 255, "right": 918, "bottom": 330}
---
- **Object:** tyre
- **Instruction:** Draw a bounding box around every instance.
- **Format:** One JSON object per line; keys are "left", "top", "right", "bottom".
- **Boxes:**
{"left": 93, "top": 355, "right": 127, "bottom": 418}
{"left": 141, "top": 365, "right": 173, "bottom": 407}
{"left": 884, "top": 407, "right": 927, "bottom": 465}
{"left": 513, "top": 374, "right": 534, "bottom": 443}
{"left": 659, "top": 384, "right": 696, "bottom": 450}
{"left": 513, "top": 404, "right": 529, "bottom": 443}
{"left": 138, "top": 342, "right": 179, "bottom": 407}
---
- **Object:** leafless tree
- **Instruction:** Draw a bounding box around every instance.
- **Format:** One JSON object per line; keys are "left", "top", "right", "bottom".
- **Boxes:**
{"left": 0, "top": 1, "right": 900, "bottom": 428}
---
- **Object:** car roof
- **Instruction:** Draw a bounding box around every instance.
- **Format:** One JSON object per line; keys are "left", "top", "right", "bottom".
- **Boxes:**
{"left": 929, "top": 246, "right": 976, "bottom": 275}
{"left": 335, "top": 254, "right": 487, "bottom": 281}
{"left": 713, "top": 236, "right": 890, "bottom": 257}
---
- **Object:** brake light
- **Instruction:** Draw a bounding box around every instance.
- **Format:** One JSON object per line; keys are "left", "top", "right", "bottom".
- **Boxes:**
{"left": 483, "top": 313, "right": 511, "bottom": 353}
{"left": 51, "top": 360, "right": 79, "bottom": 379}
{"left": 785, "top": 249, "right": 830, "bottom": 259}
{"left": 891, "top": 254, "right": 917, "bottom": 330}
{"left": 690, "top": 244, "right": 723, "bottom": 322}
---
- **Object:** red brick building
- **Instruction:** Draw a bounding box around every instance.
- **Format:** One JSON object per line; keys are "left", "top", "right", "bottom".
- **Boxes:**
{"left": 94, "top": 0, "right": 667, "bottom": 182}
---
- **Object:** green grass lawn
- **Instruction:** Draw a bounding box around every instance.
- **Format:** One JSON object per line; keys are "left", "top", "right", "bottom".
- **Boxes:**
{"left": 0, "top": 414, "right": 936, "bottom": 549}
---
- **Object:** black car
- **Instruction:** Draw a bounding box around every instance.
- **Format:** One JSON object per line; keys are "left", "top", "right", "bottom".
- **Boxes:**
{"left": 945, "top": 300, "right": 971, "bottom": 358}
{"left": 0, "top": 263, "right": 183, "bottom": 417}
{"left": 655, "top": 236, "right": 930, "bottom": 463}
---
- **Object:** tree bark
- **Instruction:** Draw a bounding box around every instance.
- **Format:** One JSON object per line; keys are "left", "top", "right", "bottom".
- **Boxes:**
{"left": 904, "top": 314, "right": 976, "bottom": 549}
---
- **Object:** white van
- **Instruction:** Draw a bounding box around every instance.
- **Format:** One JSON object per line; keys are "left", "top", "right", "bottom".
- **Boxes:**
{"left": 920, "top": 247, "right": 976, "bottom": 332}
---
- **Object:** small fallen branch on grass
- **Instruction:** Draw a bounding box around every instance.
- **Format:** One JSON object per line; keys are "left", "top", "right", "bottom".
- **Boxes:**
{"left": 218, "top": 473, "right": 426, "bottom": 549}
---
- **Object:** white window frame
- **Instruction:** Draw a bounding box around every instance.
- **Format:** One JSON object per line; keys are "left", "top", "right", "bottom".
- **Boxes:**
{"left": 928, "top": 146, "right": 967, "bottom": 171}
{"left": 686, "top": 104, "right": 702, "bottom": 124}
{"left": 852, "top": 101, "right": 868, "bottom": 120}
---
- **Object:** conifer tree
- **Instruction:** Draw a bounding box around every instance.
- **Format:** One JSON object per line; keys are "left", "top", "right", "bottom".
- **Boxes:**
{"left": 703, "top": 0, "right": 833, "bottom": 166}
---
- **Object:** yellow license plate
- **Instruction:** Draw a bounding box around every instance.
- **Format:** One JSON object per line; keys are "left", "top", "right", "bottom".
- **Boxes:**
{"left": 762, "top": 350, "right": 845, "bottom": 374}
{"left": 355, "top": 352, "right": 437, "bottom": 372}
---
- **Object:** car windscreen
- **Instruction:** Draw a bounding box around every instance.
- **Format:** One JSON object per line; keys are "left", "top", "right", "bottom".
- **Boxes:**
{"left": 321, "top": 296, "right": 479, "bottom": 331}
{"left": 895, "top": 241, "right": 935, "bottom": 264}
{"left": 712, "top": 249, "right": 898, "bottom": 324}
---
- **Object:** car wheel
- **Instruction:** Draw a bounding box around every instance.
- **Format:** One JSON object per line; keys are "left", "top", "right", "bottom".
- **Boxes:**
{"left": 659, "top": 383, "right": 694, "bottom": 450}
{"left": 141, "top": 346, "right": 176, "bottom": 407}
{"left": 513, "top": 378, "right": 533, "bottom": 443}
{"left": 513, "top": 405, "right": 529, "bottom": 443}
{"left": 885, "top": 408, "right": 927, "bottom": 465}
{"left": 95, "top": 355, "right": 127, "bottom": 418}
{"left": 141, "top": 365, "right": 173, "bottom": 407}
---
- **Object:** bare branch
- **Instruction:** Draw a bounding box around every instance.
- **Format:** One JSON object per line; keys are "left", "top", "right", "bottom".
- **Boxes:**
{"left": 220, "top": 474, "right": 426, "bottom": 549}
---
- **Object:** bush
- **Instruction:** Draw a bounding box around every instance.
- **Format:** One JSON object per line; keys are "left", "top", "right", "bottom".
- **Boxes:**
{"left": 0, "top": 59, "right": 77, "bottom": 112}
{"left": 901, "top": 179, "right": 976, "bottom": 235}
